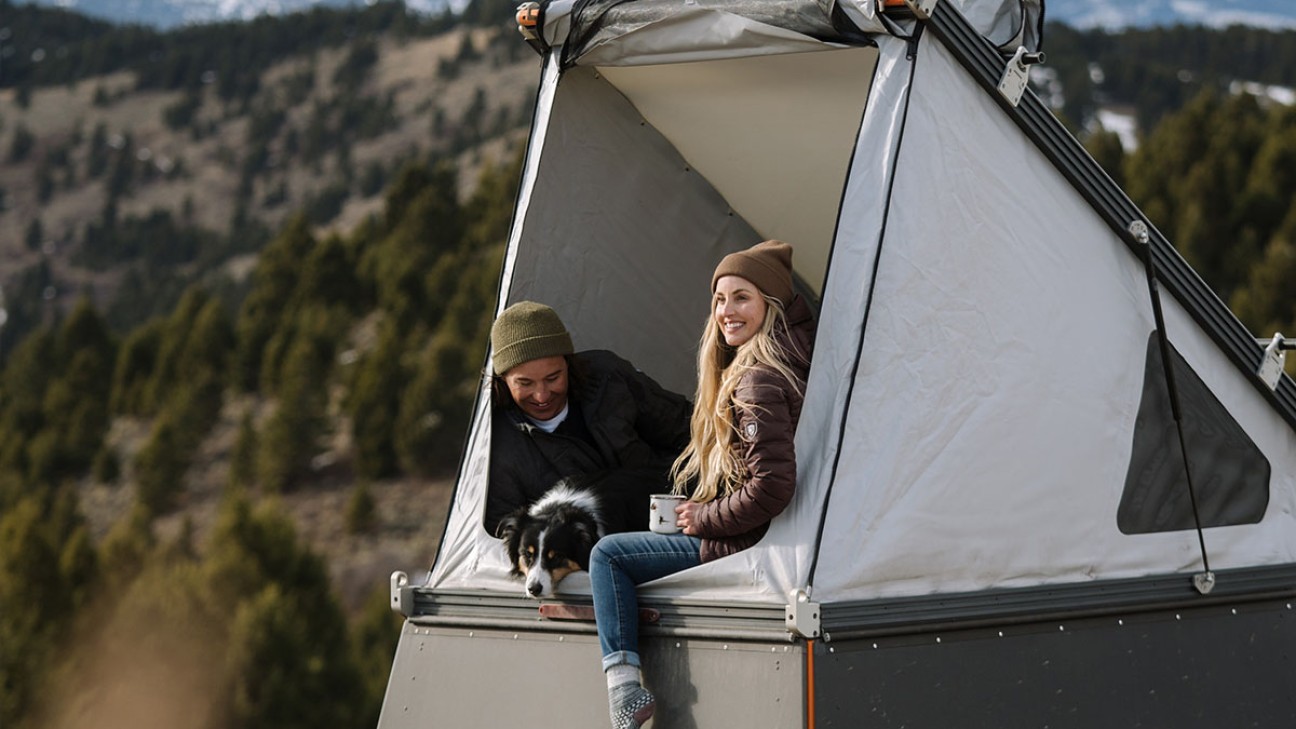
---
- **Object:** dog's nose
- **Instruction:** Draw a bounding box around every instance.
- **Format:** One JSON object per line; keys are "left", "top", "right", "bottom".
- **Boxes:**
{"left": 527, "top": 582, "right": 543, "bottom": 597}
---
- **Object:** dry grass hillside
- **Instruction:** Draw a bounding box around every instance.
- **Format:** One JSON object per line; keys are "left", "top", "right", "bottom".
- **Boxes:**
{"left": 0, "top": 22, "right": 540, "bottom": 612}
{"left": 0, "top": 23, "right": 535, "bottom": 316}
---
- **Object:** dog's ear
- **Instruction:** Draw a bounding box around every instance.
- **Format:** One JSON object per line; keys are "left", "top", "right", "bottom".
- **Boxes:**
{"left": 497, "top": 508, "right": 528, "bottom": 577}
{"left": 572, "top": 518, "right": 600, "bottom": 571}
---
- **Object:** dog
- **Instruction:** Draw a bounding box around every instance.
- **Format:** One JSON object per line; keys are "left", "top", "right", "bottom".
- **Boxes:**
{"left": 498, "top": 468, "right": 667, "bottom": 598}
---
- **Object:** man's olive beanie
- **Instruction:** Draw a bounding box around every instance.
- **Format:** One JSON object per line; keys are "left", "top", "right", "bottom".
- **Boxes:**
{"left": 490, "top": 301, "right": 574, "bottom": 375}
{"left": 710, "top": 240, "right": 794, "bottom": 307}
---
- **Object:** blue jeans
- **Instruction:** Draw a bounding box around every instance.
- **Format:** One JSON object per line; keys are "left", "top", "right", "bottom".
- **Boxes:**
{"left": 590, "top": 531, "right": 702, "bottom": 671}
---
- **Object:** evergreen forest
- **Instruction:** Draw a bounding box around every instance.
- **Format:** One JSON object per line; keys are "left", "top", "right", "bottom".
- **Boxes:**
{"left": 0, "top": 3, "right": 1295, "bottom": 727}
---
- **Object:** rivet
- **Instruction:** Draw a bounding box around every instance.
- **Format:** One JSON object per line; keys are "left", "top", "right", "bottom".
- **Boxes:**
{"left": 997, "top": 631, "right": 1003, "bottom": 637}
{"left": 723, "top": 644, "right": 729, "bottom": 650}
{"left": 675, "top": 642, "right": 681, "bottom": 648}
{"left": 935, "top": 637, "right": 941, "bottom": 643}
{"left": 829, "top": 646, "right": 835, "bottom": 653}
{"left": 558, "top": 636, "right": 565, "bottom": 641}
{"left": 1175, "top": 614, "right": 1181, "bottom": 620}
{"left": 872, "top": 643, "right": 878, "bottom": 649}
{"left": 1231, "top": 609, "right": 1237, "bottom": 615}
{"left": 468, "top": 631, "right": 474, "bottom": 637}
{"left": 1058, "top": 625, "right": 1064, "bottom": 631}
{"left": 1117, "top": 620, "right": 1123, "bottom": 626}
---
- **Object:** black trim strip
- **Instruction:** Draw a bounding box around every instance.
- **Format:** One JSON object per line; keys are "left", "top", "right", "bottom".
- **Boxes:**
{"left": 820, "top": 563, "right": 1296, "bottom": 641}
{"left": 923, "top": 1, "right": 1296, "bottom": 434}
{"left": 806, "top": 45, "right": 921, "bottom": 588}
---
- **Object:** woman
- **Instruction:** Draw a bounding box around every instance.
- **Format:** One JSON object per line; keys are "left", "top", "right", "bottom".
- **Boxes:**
{"left": 589, "top": 240, "right": 816, "bottom": 729}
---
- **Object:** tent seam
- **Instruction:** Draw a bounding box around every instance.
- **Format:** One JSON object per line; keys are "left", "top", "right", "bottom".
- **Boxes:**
{"left": 805, "top": 41, "right": 922, "bottom": 591}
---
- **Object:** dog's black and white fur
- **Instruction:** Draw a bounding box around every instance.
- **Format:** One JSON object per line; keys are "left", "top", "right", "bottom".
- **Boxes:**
{"left": 498, "top": 468, "right": 665, "bottom": 598}
{"left": 499, "top": 482, "right": 603, "bottom": 598}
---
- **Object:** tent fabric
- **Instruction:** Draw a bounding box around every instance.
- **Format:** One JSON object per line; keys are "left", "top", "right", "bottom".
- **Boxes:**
{"left": 428, "top": 4, "right": 1296, "bottom": 606}
{"left": 559, "top": 0, "right": 868, "bottom": 67}
{"left": 806, "top": 37, "right": 1296, "bottom": 601}
{"left": 625, "top": 36, "right": 920, "bottom": 603}
{"left": 551, "top": 0, "right": 1044, "bottom": 66}
{"left": 597, "top": 46, "right": 878, "bottom": 294}
{"left": 429, "top": 54, "right": 765, "bottom": 593}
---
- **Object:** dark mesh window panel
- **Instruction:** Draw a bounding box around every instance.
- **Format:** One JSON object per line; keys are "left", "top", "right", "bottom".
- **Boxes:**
{"left": 1118, "top": 333, "right": 1271, "bottom": 535}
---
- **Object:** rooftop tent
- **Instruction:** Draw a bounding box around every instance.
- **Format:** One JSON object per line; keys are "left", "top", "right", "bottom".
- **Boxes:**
{"left": 429, "top": 5, "right": 880, "bottom": 595}
{"left": 425, "top": 0, "right": 1296, "bottom": 610}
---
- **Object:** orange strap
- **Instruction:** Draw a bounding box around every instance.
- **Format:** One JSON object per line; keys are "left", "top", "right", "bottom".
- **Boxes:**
{"left": 806, "top": 638, "right": 817, "bottom": 729}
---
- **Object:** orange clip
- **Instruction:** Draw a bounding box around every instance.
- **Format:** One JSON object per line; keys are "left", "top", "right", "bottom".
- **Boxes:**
{"left": 516, "top": 3, "right": 541, "bottom": 29}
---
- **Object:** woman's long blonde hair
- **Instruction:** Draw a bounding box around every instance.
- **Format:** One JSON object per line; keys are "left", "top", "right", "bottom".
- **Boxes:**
{"left": 670, "top": 293, "right": 804, "bottom": 503}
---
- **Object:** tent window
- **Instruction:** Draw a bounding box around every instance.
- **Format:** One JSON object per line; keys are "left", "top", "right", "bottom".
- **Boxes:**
{"left": 1117, "top": 333, "right": 1270, "bottom": 535}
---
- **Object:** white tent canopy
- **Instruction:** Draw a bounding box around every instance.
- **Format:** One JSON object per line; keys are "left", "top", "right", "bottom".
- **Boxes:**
{"left": 427, "top": 0, "right": 1296, "bottom": 608}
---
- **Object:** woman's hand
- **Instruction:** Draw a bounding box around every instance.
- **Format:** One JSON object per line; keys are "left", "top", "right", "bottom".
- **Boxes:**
{"left": 676, "top": 500, "right": 703, "bottom": 536}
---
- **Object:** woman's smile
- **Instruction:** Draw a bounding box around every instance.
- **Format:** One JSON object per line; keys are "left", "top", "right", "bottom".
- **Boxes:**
{"left": 713, "top": 275, "right": 768, "bottom": 347}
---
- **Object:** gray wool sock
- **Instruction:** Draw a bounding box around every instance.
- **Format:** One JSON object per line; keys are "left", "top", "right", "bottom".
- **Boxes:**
{"left": 606, "top": 663, "right": 640, "bottom": 690}
{"left": 608, "top": 681, "right": 655, "bottom": 729}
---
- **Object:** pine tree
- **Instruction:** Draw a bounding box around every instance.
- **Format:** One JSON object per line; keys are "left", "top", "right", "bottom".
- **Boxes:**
{"left": 351, "top": 582, "right": 404, "bottom": 727}
{"left": 230, "top": 411, "right": 259, "bottom": 489}
{"left": 110, "top": 320, "right": 163, "bottom": 415}
{"left": 0, "top": 492, "right": 98, "bottom": 726}
{"left": 349, "top": 320, "right": 404, "bottom": 480}
{"left": 256, "top": 324, "right": 330, "bottom": 492}
{"left": 235, "top": 214, "right": 317, "bottom": 391}
{"left": 204, "top": 496, "right": 366, "bottom": 728}
{"left": 134, "top": 415, "right": 189, "bottom": 515}
{"left": 1084, "top": 129, "right": 1126, "bottom": 189}
{"left": 345, "top": 482, "right": 377, "bottom": 534}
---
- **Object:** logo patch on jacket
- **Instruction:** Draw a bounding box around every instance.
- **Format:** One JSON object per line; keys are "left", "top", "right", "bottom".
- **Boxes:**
{"left": 744, "top": 422, "right": 758, "bottom": 439}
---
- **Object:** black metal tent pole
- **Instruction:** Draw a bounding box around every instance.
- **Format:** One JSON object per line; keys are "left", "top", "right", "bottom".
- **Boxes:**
{"left": 1130, "top": 221, "right": 1214, "bottom": 591}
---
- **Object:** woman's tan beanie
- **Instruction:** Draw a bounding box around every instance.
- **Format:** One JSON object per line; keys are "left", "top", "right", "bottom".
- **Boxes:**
{"left": 710, "top": 240, "right": 794, "bottom": 307}
{"left": 490, "top": 301, "right": 574, "bottom": 375}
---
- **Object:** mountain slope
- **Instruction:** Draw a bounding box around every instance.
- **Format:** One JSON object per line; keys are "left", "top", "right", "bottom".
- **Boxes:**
{"left": 14, "top": 0, "right": 455, "bottom": 28}
{"left": 1049, "top": 0, "right": 1296, "bottom": 30}
{"left": 17, "top": 0, "right": 1296, "bottom": 30}
{"left": 0, "top": 10, "right": 536, "bottom": 341}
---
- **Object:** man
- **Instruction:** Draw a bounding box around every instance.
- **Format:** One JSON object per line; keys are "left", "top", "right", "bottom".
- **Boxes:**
{"left": 484, "top": 301, "right": 692, "bottom": 537}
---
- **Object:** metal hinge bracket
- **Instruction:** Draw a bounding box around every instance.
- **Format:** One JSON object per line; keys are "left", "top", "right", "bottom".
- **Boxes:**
{"left": 390, "top": 571, "right": 414, "bottom": 617}
{"left": 786, "top": 589, "right": 822, "bottom": 639}
{"left": 1258, "top": 333, "right": 1289, "bottom": 391}
{"left": 997, "top": 46, "right": 1047, "bottom": 107}
{"left": 905, "top": 0, "right": 939, "bottom": 20}
{"left": 1193, "top": 571, "right": 1216, "bottom": 595}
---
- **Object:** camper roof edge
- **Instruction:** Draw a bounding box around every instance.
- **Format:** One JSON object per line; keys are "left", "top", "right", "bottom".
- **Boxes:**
{"left": 404, "top": 587, "right": 797, "bottom": 643}
{"left": 396, "top": 563, "right": 1296, "bottom": 644}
